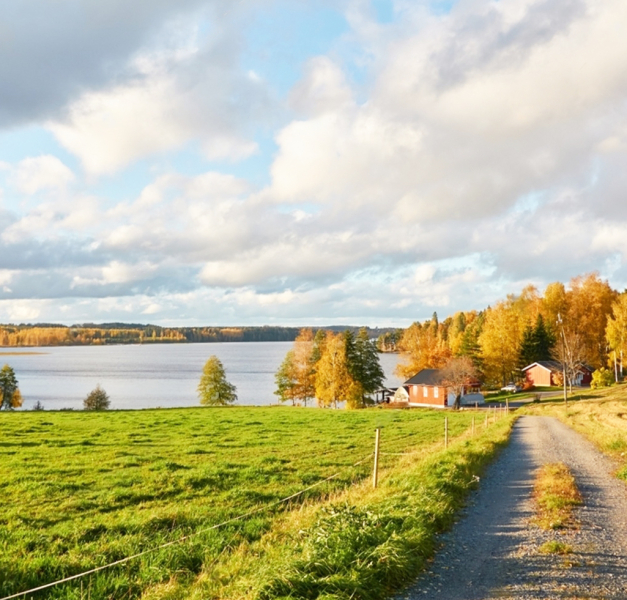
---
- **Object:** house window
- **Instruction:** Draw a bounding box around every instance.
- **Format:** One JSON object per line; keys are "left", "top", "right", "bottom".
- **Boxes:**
{"left": 434, "top": 387, "right": 439, "bottom": 398}
{"left": 423, "top": 386, "right": 428, "bottom": 397}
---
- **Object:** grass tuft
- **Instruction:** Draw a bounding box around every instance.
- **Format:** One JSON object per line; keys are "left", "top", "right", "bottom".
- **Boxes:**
{"left": 538, "top": 540, "right": 573, "bottom": 555}
{"left": 533, "top": 463, "right": 582, "bottom": 530}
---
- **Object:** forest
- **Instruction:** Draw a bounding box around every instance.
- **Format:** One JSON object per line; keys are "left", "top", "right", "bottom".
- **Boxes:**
{"left": 391, "top": 273, "right": 627, "bottom": 388}
{"left": 0, "top": 324, "right": 303, "bottom": 346}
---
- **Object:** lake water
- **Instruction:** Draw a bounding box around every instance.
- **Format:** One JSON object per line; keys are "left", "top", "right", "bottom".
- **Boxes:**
{"left": 0, "top": 343, "right": 403, "bottom": 410}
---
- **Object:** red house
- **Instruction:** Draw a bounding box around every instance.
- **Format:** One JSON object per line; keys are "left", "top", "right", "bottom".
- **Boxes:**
{"left": 404, "top": 369, "right": 484, "bottom": 408}
{"left": 522, "top": 361, "right": 593, "bottom": 387}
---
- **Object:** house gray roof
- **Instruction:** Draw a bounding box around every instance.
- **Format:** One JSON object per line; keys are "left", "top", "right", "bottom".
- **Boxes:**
{"left": 404, "top": 369, "right": 444, "bottom": 386}
{"left": 404, "top": 368, "right": 483, "bottom": 387}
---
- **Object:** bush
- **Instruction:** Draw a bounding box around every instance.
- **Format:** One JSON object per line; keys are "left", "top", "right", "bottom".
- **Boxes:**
{"left": 83, "top": 385, "right": 110, "bottom": 410}
{"left": 32, "top": 401, "right": 45, "bottom": 411}
{"left": 591, "top": 367, "right": 614, "bottom": 389}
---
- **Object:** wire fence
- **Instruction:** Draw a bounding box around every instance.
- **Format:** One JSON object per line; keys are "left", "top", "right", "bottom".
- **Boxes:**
{"left": 2, "top": 407, "right": 511, "bottom": 600}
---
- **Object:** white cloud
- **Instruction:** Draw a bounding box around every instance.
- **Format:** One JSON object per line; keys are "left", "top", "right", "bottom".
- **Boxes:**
{"left": 11, "top": 155, "right": 75, "bottom": 195}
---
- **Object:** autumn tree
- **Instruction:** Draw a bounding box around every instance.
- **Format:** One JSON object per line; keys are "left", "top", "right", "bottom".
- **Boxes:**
{"left": 478, "top": 301, "right": 522, "bottom": 387}
{"left": 566, "top": 273, "right": 616, "bottom": 368}
{"left": 197, "top": 356, "right": 237, "bottom": 406}
{"left": 274, "top": 329, "right": 316, "bottom": 406}
{"left": 274, "top": 350, "right": 298, "bottom": 405}
{"left": 440, "top": 356, "right": 478, "bottom": 410}
{"left": 83, "top": 385, "right": 110, "bottom": 410}
{"left": 541, "top": 281, "right": 569, "bottom": 337}
{"left": 0, "top": 365, "right": 23, "bottom": 410}
{"left": 315, "top": 333, "right": 361, "bottom": 408}
{"left": 396, "top": 321, "right": 450, "bottom": 380}
{"left": 606, "top": 293, "right": 627, "bottom": 381}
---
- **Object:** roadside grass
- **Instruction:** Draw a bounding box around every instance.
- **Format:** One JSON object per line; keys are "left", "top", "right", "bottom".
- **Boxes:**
{"left": 143, "top": 413, "right": 516, "bottom": 600}
{"left": 522, "top": 384, "right": 627, "bottom": 481}
{"left": 533, "top": 463, "right": 582, "bottom": 530}
{"left": 0, "top": 406, "right": 512, "bottom": 600}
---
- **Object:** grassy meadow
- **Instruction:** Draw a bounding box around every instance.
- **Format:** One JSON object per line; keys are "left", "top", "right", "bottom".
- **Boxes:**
{"left": 1, "top": 406, "right": 513, "bottom": 600}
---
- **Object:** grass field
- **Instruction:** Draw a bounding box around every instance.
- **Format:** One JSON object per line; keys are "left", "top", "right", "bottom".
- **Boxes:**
{"left": 0, "top": 406, "right": 513, "bottom": 600}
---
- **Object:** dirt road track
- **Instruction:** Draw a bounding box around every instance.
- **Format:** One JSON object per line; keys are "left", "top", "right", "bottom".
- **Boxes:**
{"left": 397, "top": 416, "right": 627, "bottom": 600}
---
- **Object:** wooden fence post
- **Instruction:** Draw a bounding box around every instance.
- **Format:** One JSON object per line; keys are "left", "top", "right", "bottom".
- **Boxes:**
{"left": 372, "top": 428, "right": 381, "bottom": 489}
{"left": 506, "top": 398, "right": 509, "bottom": 414}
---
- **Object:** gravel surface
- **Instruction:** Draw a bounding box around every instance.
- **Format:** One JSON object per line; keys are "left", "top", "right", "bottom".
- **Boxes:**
{"left": 397, "top": 416, "right": 627, "bottom": 600}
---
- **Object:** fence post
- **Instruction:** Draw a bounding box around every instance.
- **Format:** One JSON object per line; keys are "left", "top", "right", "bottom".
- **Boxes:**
{"left": 372, "top": 428, "right": 381, "bottom": 489}
{"left": 506, "top": 398, "right": 509, "bottom": 414}
{"left": 444, "top": 417, "right": 448, "bottom": 449}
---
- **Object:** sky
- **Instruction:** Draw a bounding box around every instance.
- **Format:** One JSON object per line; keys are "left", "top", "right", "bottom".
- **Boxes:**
{"left": 1, "top": 0, "right": 627, "bottom": 327}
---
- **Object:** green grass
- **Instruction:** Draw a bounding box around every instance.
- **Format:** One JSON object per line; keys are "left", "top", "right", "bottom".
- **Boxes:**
{"left": 538, "top": 540, "right": 573, "bottom": 555}
{"left": 0, "top": 406, "right": 511, "bottom": 599}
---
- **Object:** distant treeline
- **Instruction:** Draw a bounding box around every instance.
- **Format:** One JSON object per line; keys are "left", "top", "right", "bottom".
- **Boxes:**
{"left": 0, "top": 323, "right": 398, "bottom": 347}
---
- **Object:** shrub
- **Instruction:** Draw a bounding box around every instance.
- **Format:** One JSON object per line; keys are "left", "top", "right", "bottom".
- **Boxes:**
{"left": 591, "top": 367, "right": 614, "bottom": 389}
{"left": 83, "top": 385, "right": 110, "bottom": 411}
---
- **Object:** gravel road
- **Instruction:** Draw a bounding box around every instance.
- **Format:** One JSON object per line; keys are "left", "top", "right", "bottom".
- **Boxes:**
{"left": 397, "top": 416, "right": 627, "bottom": 600}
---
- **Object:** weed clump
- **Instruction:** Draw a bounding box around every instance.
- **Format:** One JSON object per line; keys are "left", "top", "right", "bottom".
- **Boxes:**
{"left": 533, "top": 463, "right": 582, "bottom": 530}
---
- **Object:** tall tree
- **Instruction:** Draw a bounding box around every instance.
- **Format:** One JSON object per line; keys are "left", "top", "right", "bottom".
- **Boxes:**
{"left": 350, "top": 328, "right": 385, "bottom": 405}
{"left": 197, "top": 356, "right": 237, "bottom": 406}
{"left": 292, "top": 328, "right": 316, "bottom": 405}
{"left": 274, "top": 350, "right": 298, "bottom": 405}
{"left": 396, "top": 321, "right": 450, "bottom": 379}
{"left": 518, "top": 314, "right": 555, "bottom": 368}
{"left": 315, "top": 333, "right": 361, "bottom": 408}
{"left": 478, "top": 301, "right": 522, "bottom": 387}
{"left": 541, "top": 281, "right": 569, "bottom": 337}
{"left": 566, "top": 273, "right": 617, "bottom": 368}
{"left": 606, "top": 292, "right": 627, "bottom": 381}
{"left": 0, "top": 364, "right": 22, "bottom": 410}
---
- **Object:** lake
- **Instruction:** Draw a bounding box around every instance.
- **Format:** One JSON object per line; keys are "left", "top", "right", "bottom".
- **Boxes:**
{"left": 0, "top": 343, "right": 403, "bottom": 410}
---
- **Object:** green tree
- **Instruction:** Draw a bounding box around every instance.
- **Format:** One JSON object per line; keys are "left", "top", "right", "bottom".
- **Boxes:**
{"left": 198, "top": 356, "right": 237, "bottom": 406}
{"left": 518, "top": 315, "right": 554, "bottom": 368}
{"left": 350, "top": 328, "right": 385, "bottom": 405}
{"left": 83, "top": 385, "right": 110, "bottom": 410}
{"left": 274, "top": 350, "right": 298, "bottom": 405}
{"left": 0, "top": 364, "right": 22, "bottom": 410}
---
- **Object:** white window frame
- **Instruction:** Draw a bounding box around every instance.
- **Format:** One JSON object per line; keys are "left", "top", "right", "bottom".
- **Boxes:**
{"left": 423, "top": 386, "right": 428, "bottom": 397}
{"left": 434, "top": 386, "right": 439, "bottom": 398}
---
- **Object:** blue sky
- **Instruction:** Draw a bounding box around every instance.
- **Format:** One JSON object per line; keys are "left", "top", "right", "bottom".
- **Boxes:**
{"left": 1, "top": 0, "right": 627, "bottom": 326}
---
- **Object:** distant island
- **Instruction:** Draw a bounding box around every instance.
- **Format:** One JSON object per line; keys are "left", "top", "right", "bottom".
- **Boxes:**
{"left": 0, "top": 323, "right": 400, "bottom": 347}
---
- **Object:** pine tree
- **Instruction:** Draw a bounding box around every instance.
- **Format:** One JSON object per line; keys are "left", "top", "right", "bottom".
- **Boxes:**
{"left": 197, "top": 356, "right": 237, "bottom": 406}
{"left": 533, "top": 314, "right": 555, "bottom": 360}
{"left": 518, "top": 324, "right": 537, "bottom": 369}
{"left": 353, "top": 328, "right": 385, "bottom": 404}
